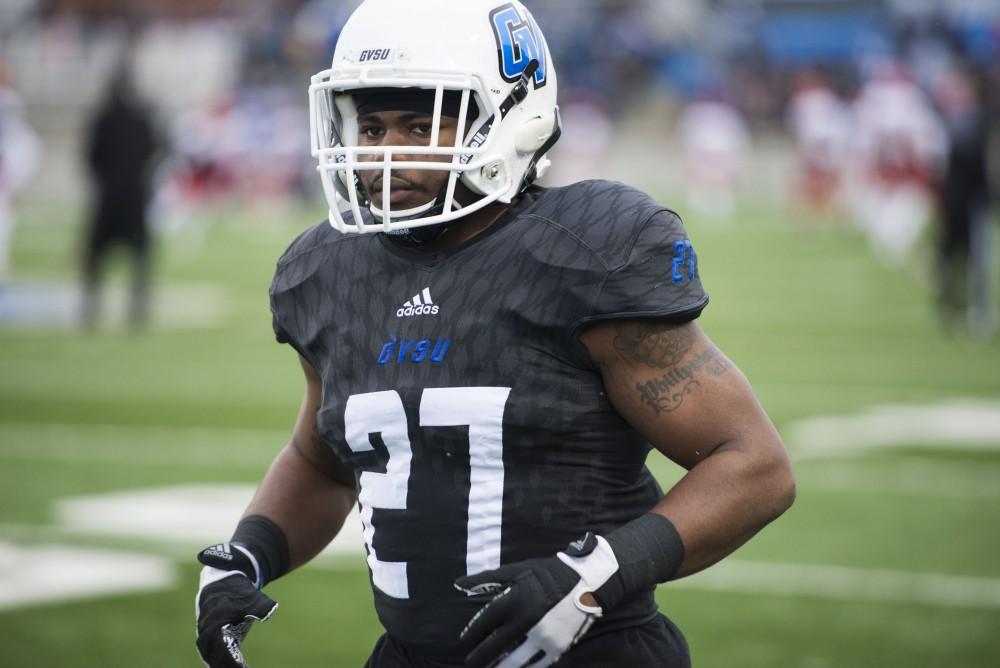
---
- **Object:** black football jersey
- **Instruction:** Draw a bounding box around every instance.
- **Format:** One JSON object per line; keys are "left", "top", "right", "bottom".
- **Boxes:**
{"left": 269, "top": 180, "right": 708, "bottom": 662}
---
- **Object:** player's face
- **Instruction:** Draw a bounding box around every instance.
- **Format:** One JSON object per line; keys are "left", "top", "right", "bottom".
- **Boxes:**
{"left": 357, "top": 110, "right": 461, "bottom": 211}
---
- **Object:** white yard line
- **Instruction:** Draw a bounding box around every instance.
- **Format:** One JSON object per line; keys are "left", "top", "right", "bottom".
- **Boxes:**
{"left": 670, "top": 559, "right": 1000, "bottom": 610}
{"left": 800, "top": 458, "right": 1000, "bottom": 499}
{"left": 0, "top": 422, "right": 285, "bottom": 468}
{"left": 785, "top": 398, "right": 1000, "bottom": 460}
{"left": 0, "top": 280, "right": 229, "bottom": 330}
{"left": 0, "top": 421, "right": 286, "bottom": 442}
{"left": 0, "top": 542, "right": 175, "bottom": 611}
{"left": 51, "top": 485, "right": 365, "bottom": 557}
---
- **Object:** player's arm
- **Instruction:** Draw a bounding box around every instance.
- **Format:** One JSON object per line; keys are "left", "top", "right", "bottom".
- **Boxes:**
{"left": 239, "top": 354, "right": 358, "bottom": 570}
{"left": 580, "top": 317, "right": 795, "bottom": 579}
{"left": 195, "top": 355, "right": 357, "bottom": 668}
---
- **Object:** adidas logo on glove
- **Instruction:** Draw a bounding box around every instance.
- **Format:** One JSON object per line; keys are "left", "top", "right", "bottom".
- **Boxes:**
{"left": 201, "top": 544, "right": 234, "bottom": 561}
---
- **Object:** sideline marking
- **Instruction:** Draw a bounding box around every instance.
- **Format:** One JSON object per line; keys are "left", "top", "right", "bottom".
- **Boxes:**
{"left": 785, "top": 398, "right": 1000, "bottom": 460}
{"left": 0, "top": 542, "right": 175, "bottom": 611}
{"left": 54, "top": 485, "right": 364, "bottom": 557}
{"left": 0, "top": 422, "right": 283, "bottom": 469}
{"left": 0, "top": 280, "right": 228, "bottom": 330}
{"left": 798, "top": 457, "right": 1000, "bottom": 499}
{"left": 670, "top": 559, "right": 1000, "bottom": 610}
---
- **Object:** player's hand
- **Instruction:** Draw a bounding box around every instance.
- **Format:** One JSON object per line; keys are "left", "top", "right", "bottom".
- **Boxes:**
{"left": 195, "top": 544, "right": 278, "bottom": 668}
{"left": 454, "top": 533, "right": 619, "bottom": 668}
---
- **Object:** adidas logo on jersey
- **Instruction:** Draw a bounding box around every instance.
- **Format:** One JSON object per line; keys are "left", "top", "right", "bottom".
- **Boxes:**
{"left": 397, "top": 287, "right": 440, "bottom": 317}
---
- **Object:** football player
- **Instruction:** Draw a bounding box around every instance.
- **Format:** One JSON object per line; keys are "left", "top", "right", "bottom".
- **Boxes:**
{"left": 195, "top": 1, "right": 795, "bottom": 666}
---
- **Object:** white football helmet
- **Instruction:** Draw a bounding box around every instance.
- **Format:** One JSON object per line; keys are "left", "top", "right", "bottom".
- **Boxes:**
{"left": 309, "top": 0, "right": 560, "bottom": 234}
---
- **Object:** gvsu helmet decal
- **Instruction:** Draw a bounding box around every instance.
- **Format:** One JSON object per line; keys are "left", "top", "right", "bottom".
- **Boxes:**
{"left": 490, "top": 3, "right": 547, "bottom": 89}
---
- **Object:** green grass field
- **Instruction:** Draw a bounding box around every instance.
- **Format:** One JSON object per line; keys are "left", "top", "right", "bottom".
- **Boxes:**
{"left": 2, "top": 198, "right": 999, "bottom": 667}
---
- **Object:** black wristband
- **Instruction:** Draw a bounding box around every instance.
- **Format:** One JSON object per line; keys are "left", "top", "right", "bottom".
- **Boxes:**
{"left": 231, "top": 515, "right": 290, "bottom": 588}
{"left": 592, "top": 513, "right": 685, "bottom": 612}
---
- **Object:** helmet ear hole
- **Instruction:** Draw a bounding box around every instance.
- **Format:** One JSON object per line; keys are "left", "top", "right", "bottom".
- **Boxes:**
{"left": 514, "top": 112, "right": 556, "bottom": 154}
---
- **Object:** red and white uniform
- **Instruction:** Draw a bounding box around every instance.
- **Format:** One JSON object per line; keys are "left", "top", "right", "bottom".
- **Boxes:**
{"left": 849, "top": 66, "right": 947, "bottom": 264}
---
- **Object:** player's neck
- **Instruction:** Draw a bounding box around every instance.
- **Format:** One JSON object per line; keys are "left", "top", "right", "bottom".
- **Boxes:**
{"left": 410, "top": 201, "right": 512, "bottom": 253}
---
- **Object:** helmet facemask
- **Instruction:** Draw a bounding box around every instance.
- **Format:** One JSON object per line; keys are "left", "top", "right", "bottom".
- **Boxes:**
{"left": 308, "top": 0, "right": 560, "bottom": 236}
{"left": 311, "top": 69, "right": 504, "bottom": 234}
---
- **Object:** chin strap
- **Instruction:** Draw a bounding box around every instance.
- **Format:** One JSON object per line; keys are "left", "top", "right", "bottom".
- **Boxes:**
{"left": 370, "top": 188, "right": 463, "bottom": 225}
{"left": 370, "top": 199, "right": 439, "bottom": 224}
{"left": 377, "top": 180, "right": 465, "bottom": 246}
{"left": 386, "top": 224, "right": 450, "bottom": 246}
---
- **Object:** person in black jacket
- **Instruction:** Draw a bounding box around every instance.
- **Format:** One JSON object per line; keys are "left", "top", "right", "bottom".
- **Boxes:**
{"left": 934, "top": 63, "right": 996, "bottom": 340}
{"left": 82, "top": 64, "right": 161, "bottom": 330}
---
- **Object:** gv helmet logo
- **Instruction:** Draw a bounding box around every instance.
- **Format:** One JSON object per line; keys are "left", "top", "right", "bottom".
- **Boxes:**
{"left": 490, "top": 3, "right": 547, "bottom": 89}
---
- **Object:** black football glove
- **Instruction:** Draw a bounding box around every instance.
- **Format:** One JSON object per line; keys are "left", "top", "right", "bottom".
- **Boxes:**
{"left": 195, "top": 543, "right": 278, "bottom": 668}
{"left": 454, "top": 533, "right": 620, "bottom": 668}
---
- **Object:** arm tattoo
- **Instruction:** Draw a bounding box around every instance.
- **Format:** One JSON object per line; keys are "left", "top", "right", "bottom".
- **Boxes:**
{"left": 612, "top": 321, "right": 733, "bottom": 414}
{"left": 612, "top": 320, "right": 695, "bottom": 368}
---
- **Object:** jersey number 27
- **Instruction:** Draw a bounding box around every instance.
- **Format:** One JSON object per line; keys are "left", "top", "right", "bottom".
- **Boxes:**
{"left": 344, "top": 387, "right": 511, "bottom": 599}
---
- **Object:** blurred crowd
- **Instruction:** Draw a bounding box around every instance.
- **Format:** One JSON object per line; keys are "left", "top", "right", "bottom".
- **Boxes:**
{"left": 0, "top": 0, "right": 997, "bottom": 336}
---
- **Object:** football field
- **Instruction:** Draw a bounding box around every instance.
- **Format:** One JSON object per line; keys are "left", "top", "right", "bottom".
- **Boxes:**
{"left": 1, "top": 200, "right": 999, "bottom": 667}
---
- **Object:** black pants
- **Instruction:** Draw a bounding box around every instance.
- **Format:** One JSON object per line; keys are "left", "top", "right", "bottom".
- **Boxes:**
{"left": 364, "top": 614, "right": 690, "bottom": 668}
{"left": 81, "top": 223, "right": 151, "bottom": 329}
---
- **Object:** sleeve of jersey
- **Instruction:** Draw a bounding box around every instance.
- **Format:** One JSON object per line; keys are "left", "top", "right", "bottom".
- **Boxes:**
{"left": 269, "top": 283, "right": 292, "bottom": 345}
{"left": 268, "top": 237, "right": 325, "bottom": 372}
{"left": 580, "top": 209, "right": 709, "bottom": 326}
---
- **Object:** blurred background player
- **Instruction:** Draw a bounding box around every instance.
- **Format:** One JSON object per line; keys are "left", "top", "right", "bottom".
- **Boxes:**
{"left": 159, "top": 96, "right": 240, "bottom": 232}
{"left": 848, "top": 61, "right": 948, "bottom": 266}
{"left": 544, "top": 89, "right": 613, "bottom": 185}
{"left": 786, "top": 68, "right": 851, "bottom": 218}
{"left": 676, "top": 89, "right": 748, "bottom": 222}
{"left": 81, "top": 62, "right": 162, "bottom": 330}
{"left": 932, "top": 62, "right": 996, "bottom": 340}
{"left": 0, "top": 57, "right": 39, "bottom": 286}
